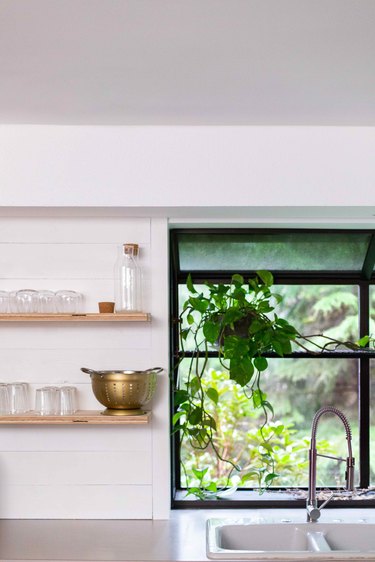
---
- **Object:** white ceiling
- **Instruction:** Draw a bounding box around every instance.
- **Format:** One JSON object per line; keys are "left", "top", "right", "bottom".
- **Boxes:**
{"left": 1, "top": 0, "right": 375, "bottom": 125}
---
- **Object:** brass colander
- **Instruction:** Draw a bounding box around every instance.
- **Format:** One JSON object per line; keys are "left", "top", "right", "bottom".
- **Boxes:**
{"left": 81, "top": 367, "right": 161, "bottom": 416}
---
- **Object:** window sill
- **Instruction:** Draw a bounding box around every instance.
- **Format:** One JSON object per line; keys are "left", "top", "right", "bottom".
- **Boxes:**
{"left": 172, "top": 489, "right": 375, "bottom": 509}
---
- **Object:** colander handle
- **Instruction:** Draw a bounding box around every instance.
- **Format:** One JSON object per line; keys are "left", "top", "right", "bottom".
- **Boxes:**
{"left": 144, "top": 367, "right": 163, "bottom": 374}
{"left": 81, "top": 367, "right": 99, "bottom": 376}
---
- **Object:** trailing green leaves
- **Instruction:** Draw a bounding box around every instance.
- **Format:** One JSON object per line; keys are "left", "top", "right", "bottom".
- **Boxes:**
{"left": 174, "top": 270, "right": 294, "bottom": 497}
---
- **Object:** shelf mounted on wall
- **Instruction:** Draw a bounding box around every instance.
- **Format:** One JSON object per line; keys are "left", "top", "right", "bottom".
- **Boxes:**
{"left": 0, "top": 411, "right": 151, "bottom": 425}
{"left": 0, "top": 312, "right": 151, "bottom": 322}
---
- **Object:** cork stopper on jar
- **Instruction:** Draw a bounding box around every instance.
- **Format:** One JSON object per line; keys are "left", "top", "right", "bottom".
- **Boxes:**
{"left": 123, "top": 243, "right": 139, "bottom": 256}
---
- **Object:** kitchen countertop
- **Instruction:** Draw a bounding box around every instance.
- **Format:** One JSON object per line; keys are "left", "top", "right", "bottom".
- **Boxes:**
{"left": 0, "top": 508, "right": 375, "bottom": 562}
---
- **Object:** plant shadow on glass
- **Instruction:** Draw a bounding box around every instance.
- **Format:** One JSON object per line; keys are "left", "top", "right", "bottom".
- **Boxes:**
{"left": 173, "top": 271, "right": 372, "bottom": 500}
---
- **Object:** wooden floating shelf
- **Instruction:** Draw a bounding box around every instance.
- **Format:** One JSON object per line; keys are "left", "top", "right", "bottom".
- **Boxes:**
{"left": 0, "top": 410, "right": 151, "bottom": 425}
{"left": 0, "top": 312, "right": 151, "bottom": 322}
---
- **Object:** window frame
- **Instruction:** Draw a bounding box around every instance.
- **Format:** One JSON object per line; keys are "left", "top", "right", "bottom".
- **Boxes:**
{"left": 170, "top": 228, "right": 375, "bottom": 509}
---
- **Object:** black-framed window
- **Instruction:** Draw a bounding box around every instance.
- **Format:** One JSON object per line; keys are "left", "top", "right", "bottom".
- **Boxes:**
{"left": 170, "top": 228, "right": 375, "bottom": 509}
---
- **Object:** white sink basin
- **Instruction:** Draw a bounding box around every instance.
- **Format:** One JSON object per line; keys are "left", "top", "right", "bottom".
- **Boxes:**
{"left": 206, "top": 518, "right": 375, "bottom": 560}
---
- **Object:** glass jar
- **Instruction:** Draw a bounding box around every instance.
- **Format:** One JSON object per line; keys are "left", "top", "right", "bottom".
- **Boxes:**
{"left": 114, "top": 243, "right": 142, "bottom": 312}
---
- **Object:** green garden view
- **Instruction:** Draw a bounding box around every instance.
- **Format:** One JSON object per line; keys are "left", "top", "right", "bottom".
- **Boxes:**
{"left": 178, "top": 283, "right": 375, "bottom": 492}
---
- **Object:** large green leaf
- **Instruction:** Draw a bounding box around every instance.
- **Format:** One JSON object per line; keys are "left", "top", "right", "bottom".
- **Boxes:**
{"left": 249, "top": 319, "right": 266, "bottom": 334}
{"left": 229, "top": 357, "right": 254, "bottom": 386}
{"left": 174, "top": 389, "right": 189, "bottom": 406}
{"left": 187, "top": 313, "right": 195, "bottom": 325}
{"left": 192, "top": 467, "right": 208, "bottom": 480}
{"left": 204, "top": 482, "right": 217, "bottom": 492}
{"left": 231, "top": 287, "right": 246, "bottom": 302}
{"left": 357, "top": 335, "right": 370, "bottom": 347}
{"left": 180, "top": 328, "right": 190, "bottom": 341}
{"left": 186, "top": 273, "right": 197, "bottom": 294}
{"left": 252, "top": 388, "right": 267, "bottom": 408}
{"left": 204, "top": 416, "right": 217, "bottom": 430}
{"left": 231, "top": 274, "right": 244, "bottom": 286}
{"left": 189, "top": 377, "right": 201, "bottom": 397}
{"left": 272, "top": 340, "right": 284, "bottom": 356}
{"left": 257, "top": 302, "right": 274, "bottom": 313}
{"left": 189, "top": 296, "right": 209, "bottom": 313}
{"left": 189, "top": 407, "right": 203, "bottom": 425}
{"left": 223, "top": 308, "right": 244, "bottom": 325}
{"left": 203, "top": 320, "right": 221, "bottom": 343}
{"left": 263, "top": 400, "right": 274, "bottom": 415}
{"left": 256, "top": 270, "right": 274, "bottom": 287}
{"left": 206, "top": 387, "right": 219, "bottom": 404}
{"left": 265, "top": 472, "right": 279, "bottom": 484}
{"left": 172, "top": 411, "right": 186, "bottom": 426}
{"left": 223, "top": 335, "right": 249, "bottom": 359}
{"left": 254, "top": 356, "right": 268, "bottom": 371}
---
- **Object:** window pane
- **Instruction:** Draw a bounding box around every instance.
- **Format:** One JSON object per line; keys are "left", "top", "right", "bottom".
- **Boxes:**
{"left": 178, "top": 232, "right": 371, "bottom": 272}
{"left": 276, "top": 285, "right": 359, "bottom": 351}
{"left": 177, "top": 358, "right": 358, "bottom": 489}
{"left": 263, "top": 358, "right": 359, "bottom": 488}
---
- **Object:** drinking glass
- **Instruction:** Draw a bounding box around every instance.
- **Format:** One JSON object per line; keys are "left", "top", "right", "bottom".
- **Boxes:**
{"left": 9, "top": 382, "right": 29, "bottom": 414}
{"left": 0, "top": 291, "right": 9, "bottom": 313}
{"left": 55, "top": 291, "right": 83, "bottom": 314}
{"left": 0, "top": 384, "right": 10, "bottom": 414}
{"left": 59, "top": 386, "right": 77, "bottom": 415}
{"left": 35, "top": 290, "right": 56, "bottom": 313}
{"left": 15, "top": 289, "right": 38, "bottom": 313}
{"left": 8, "top": 291, "right": 18, "bottom": 313}
{"left": 35, "top": 387, "right": 59, "bottom": 415}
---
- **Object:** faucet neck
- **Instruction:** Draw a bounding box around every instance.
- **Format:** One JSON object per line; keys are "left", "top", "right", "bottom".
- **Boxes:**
{"left": 307, "top": 407, "right": 355, "bottom": 522}
{"left": 311, "top": 406, "right": 352, "bottom": 434}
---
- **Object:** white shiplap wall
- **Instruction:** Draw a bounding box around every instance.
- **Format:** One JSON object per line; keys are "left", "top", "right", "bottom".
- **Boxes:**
{"left": 0, "top": 215, "right": 170, "bottom": 519}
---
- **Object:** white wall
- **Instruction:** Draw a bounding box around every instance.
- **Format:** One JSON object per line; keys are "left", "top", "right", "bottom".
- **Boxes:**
{"left": 0, "top": 214, "right": 170, "bottom": 519}
{"left": 1, "top": 126, "right": 375, "bottom": 208}
{"left": 1, "top": 124, "right": 374, "bottom": 519}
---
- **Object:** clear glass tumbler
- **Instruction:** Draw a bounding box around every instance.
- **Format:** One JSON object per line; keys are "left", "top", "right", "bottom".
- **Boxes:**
{"left": 0, "top": 384, "right": 10, "bottom": 414}
{"left": 9, "top": 382, "right": 29, "bottom": 414}
{"left": 35, "top": 387, "right": 59, "bottom": 415}
{"left": 15, "top": 289, "right": 38, "bottom": 313}
{"left": 8, "top": 291, "right": 18, "bottom": 313}
{"left": 0, "top": 291, "right": 9, "bottom": 313}
{"left": 59, "top": 386, "right": 77, "bottom": 415}
{"left": 55, "top": 291, "right": 83, "bottom": 314}
{"left": 35, "top": 290, "right": 57, "bottom": 313}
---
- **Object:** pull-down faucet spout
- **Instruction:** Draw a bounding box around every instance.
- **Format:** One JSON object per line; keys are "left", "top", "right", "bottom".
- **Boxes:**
{"left": 307, "top": 406, "right": 355, "bottom": 522}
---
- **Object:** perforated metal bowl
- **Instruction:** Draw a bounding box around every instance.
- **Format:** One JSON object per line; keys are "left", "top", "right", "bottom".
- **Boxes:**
{"left": 81, "top": 367, "right": 161, "bottom": 415}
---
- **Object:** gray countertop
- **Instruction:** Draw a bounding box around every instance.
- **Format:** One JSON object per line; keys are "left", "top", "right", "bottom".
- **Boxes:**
{"left": 0, "top": 508, "right": 374, "bottom": 562}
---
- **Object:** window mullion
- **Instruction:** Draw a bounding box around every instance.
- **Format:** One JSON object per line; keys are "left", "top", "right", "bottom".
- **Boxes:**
{"left": 359, "top": 283, "right": 370, "bottom": 488}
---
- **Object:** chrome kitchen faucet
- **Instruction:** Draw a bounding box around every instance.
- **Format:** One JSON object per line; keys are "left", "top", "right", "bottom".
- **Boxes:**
{"left": 307, "top": 406, "right": 355, "bottom": 522}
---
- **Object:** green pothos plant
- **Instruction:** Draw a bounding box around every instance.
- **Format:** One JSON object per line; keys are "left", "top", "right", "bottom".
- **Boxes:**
{"left": 173, "top": 271, "right": 371, "bottom": 499}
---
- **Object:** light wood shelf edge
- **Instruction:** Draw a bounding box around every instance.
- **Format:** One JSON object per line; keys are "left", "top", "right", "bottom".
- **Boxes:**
{"left": 0, "top": 312, "right": 151, "bottom": 322}
{"left": 0, "top": 410, "right": 151, "bottom": 424}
